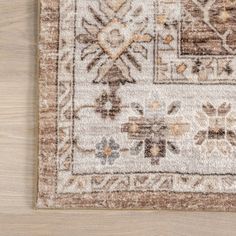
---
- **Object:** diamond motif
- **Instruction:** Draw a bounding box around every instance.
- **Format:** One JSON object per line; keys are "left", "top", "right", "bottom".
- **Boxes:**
{"left": 97, "top": 18, "right": 135, "bottom": 60}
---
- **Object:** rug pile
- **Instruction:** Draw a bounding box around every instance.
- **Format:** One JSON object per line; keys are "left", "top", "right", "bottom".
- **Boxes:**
{"left": 37, "top": 0, "right": 236, "bottom": 210}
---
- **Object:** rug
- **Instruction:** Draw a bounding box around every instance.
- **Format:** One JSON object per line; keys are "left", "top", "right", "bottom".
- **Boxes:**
{"left": 37, "top": 0, "right": 236, "bottom": 210}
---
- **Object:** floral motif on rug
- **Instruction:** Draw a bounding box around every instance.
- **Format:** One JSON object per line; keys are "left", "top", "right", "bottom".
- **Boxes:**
{"left": 37, "top": 0, "right": 236, "bottom": 210}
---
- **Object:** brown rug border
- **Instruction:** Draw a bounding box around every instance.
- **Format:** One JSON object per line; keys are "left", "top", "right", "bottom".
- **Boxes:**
{"left": 36, "top": 0, "right": 236, "bottom": 211}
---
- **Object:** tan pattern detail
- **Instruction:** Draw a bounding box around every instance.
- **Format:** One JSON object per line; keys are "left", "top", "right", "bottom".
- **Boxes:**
{"left": 181, "top": 0, "right": 236, "bottom": 55}
{"left": 77, "top": 0, "right": 153, "bottom": 113}
{"left": 57, "top": 0, "right": 76, "bottom": 170}
{"left": 57, "top": 171, "right": 236, "bottom": 194}
{"left": 154, "top": 0, "right": 236, "bottom": 84}
{"left": 122, "top": 101, "right": 190, "bottom": 165}
{"left": 194, "top": 102, "right": 236, "bottom": 155}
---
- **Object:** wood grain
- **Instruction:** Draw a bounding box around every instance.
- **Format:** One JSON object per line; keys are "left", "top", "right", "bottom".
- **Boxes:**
{"left": 0, "top": 0, "right": 235, "bottom": 235}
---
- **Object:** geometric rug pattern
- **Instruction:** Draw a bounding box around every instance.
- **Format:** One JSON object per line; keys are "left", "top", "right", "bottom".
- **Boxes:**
{"left": 37, "top": 0, "right": 236, "bottom": 210}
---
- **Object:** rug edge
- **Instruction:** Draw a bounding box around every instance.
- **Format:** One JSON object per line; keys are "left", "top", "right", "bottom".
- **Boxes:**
{"left": 36, "top": 0, "right": 236, "bottom": 211}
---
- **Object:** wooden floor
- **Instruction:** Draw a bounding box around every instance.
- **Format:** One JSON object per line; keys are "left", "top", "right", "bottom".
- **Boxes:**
{"left": 0, "top": 1, "right": 236, "bottom": 235}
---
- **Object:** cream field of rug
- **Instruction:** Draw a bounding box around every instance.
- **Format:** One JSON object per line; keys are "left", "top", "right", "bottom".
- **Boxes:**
{"left": 37, "top": 0, "right": 236, "bottom": 210}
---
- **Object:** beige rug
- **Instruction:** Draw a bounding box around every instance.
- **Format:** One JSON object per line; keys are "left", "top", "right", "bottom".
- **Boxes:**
{"left": 37, "top": 0, "right": 236, "bottom": 210}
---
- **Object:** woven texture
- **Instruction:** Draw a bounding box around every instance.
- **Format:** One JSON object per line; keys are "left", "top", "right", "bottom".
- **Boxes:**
{"left": 37, "top": 0, "right": 236, "bottom": 210}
